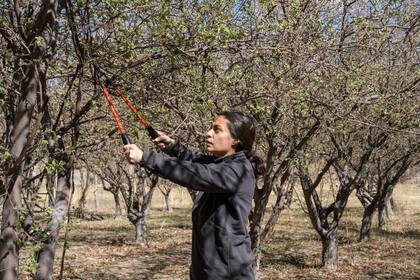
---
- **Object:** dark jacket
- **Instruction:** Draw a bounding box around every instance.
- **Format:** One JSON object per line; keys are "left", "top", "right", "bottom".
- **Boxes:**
{"left": 142, "top": 141, "right": 255, "bottom": 280}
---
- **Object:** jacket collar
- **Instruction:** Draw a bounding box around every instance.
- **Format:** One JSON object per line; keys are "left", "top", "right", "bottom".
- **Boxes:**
{"left": 213, "top": 151, "right": 246, "bottom": 163}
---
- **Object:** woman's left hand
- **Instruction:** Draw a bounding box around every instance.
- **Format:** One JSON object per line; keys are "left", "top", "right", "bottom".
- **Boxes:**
{"left": 123, "top": 144, "right": 143, "bottom": 164}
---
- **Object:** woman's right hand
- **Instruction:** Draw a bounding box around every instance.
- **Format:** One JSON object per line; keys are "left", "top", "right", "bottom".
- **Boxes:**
{"left": 152, "top": 131, "right": 175, "bottom": 151}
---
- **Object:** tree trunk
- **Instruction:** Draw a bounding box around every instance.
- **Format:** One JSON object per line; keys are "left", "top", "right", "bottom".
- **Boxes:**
{"left": 135, "top": 218, "right": 147, "bottom": 247}
{"left": 0, "top": 176, "right": 21, "bottom": 280}
{"left": 36, "top": 140, "right": 73, "bottom": 280}
{"left": 321, "top": 230, "right": 338, "bottom": 269}
{"left": 359, "top": 206, "right": 375, "bottom": 242}
{"left": 385, "top": 196, "right": 395, "bottom": 219}
{"left": 113, "top": 191, "right": 122, "bottom": 219}
{"left": 0, "top": 61, "right": 38, "bottom": 279}
{"left": 251, "top": 233, "right": 261, "bottom": 280}
{"left": 36, "top": 239, "right": 56, "bottom": 280}
{"left": 249, "top": 185, "right": 271, "bottom": 280}
{"left": 378, "top": 203, "right": 386, "bottom": 231}
{"left": 1, "top": 1, "right": 58, "bottom": 277}
{"left": 46, "top": 173, "right": 56, "bottom": 207}
{"left": 164, "top": 192, "right": 173, "bottom": 213}
{"left": 94, "top": 185, "right": 100, "bottom": 210}
{"left": 78, "top": 169, "right": 90, "bottom": 209}
{"left": 187, "top": 189, "right": 199, "bottom": 201}
{"left": 261, "top": 182, "right": 294, "bottom": 241}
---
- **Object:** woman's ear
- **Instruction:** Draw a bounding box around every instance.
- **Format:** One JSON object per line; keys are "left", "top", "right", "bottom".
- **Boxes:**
{"left": 232, "top": 139, "right": 240, "bottom": 149}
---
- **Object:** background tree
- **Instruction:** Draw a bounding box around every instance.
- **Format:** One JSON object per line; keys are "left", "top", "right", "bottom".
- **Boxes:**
{"left": 97, "top": 157, "right": 159, "bottom": 246}
{"left": 357, "top": 136, "right": 419, "bottom": 241}
{"left": 158, "top": 181, "right": 176, "bottom": 213}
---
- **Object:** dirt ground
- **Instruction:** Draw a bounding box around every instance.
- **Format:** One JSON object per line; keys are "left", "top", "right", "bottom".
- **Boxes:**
{"left": 19, "top": 183, "right": 420, "bottom": 279}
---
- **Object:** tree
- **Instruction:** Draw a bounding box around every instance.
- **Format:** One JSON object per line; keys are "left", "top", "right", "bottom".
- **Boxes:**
{"left": 97, "top": 157, "right": 159, "bottom": 246}
{"left": 99, "top": 177, "right": 123, "bottom": 219}
{"left": 0, "top": 1, "right": 60, "bottom": 278}
{"left": 297, "top": 124, "right": 387, "bottom": 269}
{"left": 357, "top": 137, "right": 419, "bottom": 241}
{"left": 159, "top": 181, "right": 175, "bottom": 212}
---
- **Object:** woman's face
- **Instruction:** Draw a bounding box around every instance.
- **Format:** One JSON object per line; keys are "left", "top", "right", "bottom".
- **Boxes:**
{"left": 205, "top": 116, "right": 238, "bottom": 157}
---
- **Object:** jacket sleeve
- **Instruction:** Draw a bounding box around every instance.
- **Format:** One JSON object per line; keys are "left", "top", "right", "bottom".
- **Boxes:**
{"left": 164, "top": 140, "right": 204, "bottom": 161}
{"left": 142, "top": 149, "right": 242, "bottom": 193}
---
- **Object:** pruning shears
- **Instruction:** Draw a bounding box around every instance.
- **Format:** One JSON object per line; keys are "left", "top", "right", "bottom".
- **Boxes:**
{"left": 98, "top": 70, "right": 160, "bottom": 145}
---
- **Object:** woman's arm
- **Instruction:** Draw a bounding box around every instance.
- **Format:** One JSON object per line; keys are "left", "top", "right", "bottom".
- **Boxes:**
{"left": 164, "top": 140, "right": 205, "bottom": 161}
{"left": 142, "top": 149, "right": 243, "bottom": 193}
{"left": 153, "top": 132, "right": 204, "bottom": 161}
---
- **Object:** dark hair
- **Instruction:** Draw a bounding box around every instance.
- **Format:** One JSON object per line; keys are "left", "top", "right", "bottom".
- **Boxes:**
{"left": 219, "top": 111, "right": 264, "bottom": 177}
{"left": 219, "top": 111, "right": 255, "bottom": 152}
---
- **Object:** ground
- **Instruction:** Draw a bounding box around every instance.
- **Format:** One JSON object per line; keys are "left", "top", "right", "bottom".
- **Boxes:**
{"left": 19, "top": 183, "right": 420, "bottom": 279}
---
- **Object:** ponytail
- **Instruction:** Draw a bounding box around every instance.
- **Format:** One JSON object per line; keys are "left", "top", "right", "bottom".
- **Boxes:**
{"left": 243, "top": 150, "right": 265, "bottom": 178}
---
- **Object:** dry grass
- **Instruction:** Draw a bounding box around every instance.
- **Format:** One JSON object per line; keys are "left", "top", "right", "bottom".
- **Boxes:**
{"left": 19, "top": 183, "right": 420, "bottom": 279}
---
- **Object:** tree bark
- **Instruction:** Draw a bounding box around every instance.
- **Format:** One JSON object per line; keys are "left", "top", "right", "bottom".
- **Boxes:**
{"left": 36, "top": 139, "right": 73, "bottom": 280}
{"left": 261, "top": 181, "right": 294, "bottom": 241}
{"left": 46, "top": 173, "right": 56, "bottom": 207}
{"left": 0, "top": 61, "right": 38, "bottom": 279}
{"left": 0, "top": 0, "right": 59, "bottom": 276}
{"left": 321, "top": 230, "right": 338, "bottom": 270}
{"left": 164, "top": 192, "right": 172, "bottom": 212}
{"left": 251, "top": 231, "right": 262, "bottom": 279}
{"left": 94, "top": 185, "right": 100, "bottom": 210}
{"left": 249, "top": 189, "right": 263, "bottom": 278}
{"left": 113, "top": 191, "right": 122, "bottom": 219}
{"left": 385, "top": 196, "right": 395, "bottom": 219}
{"left": 77, "top": 169, "right": 90, "bottom": 209}
{"left": 0, "top": 194, "right": 21, "bottom": 280}
{"left": 359, "top": 205, "right": 375, "bottom": 242}
{"left": 378, "top": 203, "right": 387, "bottom": 231}
{"left": 135, "top": 218, "right": 147, "bottom": 246}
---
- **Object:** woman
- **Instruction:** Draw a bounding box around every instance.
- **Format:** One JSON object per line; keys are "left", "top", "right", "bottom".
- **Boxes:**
{"left": 124, "top": 111, "right": 257, "bottom": 280}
